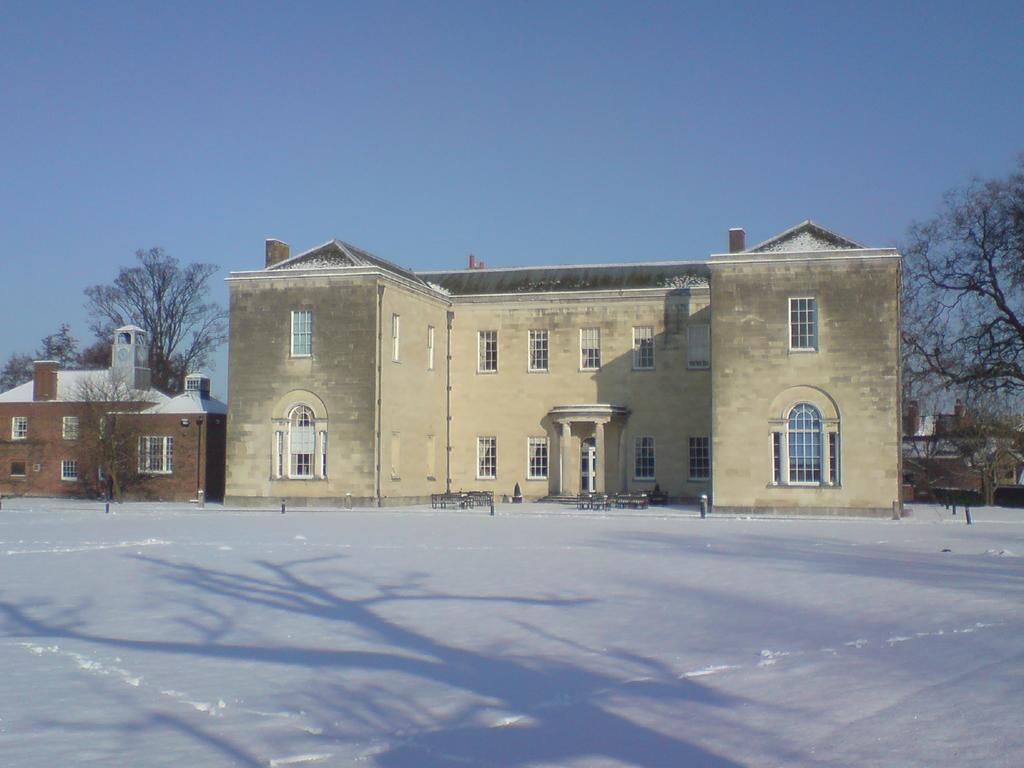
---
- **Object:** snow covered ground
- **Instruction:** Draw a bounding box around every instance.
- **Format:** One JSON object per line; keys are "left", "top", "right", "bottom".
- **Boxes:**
{"left": 1, "top": 499, "right": 1022, "bottom": 767}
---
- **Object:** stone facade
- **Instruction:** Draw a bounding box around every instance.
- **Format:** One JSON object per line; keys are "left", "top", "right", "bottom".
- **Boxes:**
{"left": 225, "top": 222, "right": 902, "bottom": 515}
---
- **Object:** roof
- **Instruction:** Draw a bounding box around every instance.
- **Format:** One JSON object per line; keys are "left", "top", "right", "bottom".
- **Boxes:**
{"left": 142, "top": 390, "right": 227, "bottom": 416}
{"left": 747, "top": 220, "right": 866, "bottom": 253}
{"left": 0, "top": 369, "right": 169, "bottom": 405}
{"left": 419, "top": 261, "right": 710, "bottom": 296}
{"left": 269, "top": 239, "right": 425, "bottom": 285}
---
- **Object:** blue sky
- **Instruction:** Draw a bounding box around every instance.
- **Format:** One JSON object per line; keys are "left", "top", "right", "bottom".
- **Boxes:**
{"left": 2, "top": 1, "right": 1022, "bottom": 396}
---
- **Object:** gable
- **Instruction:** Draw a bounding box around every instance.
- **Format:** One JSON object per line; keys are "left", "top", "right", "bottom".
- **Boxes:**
{"left": 270, "top": 241, "right": 361, "bottom": 270}
{"left": 749, "top": 220, "right": 866, "bottom": 253}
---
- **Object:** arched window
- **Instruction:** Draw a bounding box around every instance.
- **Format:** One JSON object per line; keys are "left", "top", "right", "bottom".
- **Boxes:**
{"left": 787, "top": 403, "right": 822, "bottom": 483}
{"left": 289, "top": 405, "right": 315, "bottom": 478}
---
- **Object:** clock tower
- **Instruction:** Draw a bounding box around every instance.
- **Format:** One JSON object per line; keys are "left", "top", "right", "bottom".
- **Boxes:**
{"left": 111, "top": 325, "right": 152, "bottom": 390}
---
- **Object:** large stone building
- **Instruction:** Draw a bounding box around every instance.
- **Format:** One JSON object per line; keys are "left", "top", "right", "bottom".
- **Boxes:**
{"left": 0, "top": 326, "right": 227, "bottom": 502}
{"left": 225, "top": 221, "right": 901, "bottom": 515}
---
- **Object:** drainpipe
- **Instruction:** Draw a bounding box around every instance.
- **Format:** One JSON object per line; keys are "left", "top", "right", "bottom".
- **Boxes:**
{"left": 445, "top": 310, "right": 454, "bottom": 493}
{"left": 376, "top": 284, "right": 385, "bottom": 507}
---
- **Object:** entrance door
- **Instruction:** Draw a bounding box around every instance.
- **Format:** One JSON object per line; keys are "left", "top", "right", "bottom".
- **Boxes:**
{"left": 580, "top": 437, "right": 597, "bottom": 493}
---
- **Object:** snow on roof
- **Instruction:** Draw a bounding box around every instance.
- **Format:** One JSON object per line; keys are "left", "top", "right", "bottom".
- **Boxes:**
{"left": 0, "top": 369, "right": 169, "bottom": 404}
{"left": 269, "top": 239, "right": 424, "bottom": 285}
{"left": 747, "top": 220, "right": 867, "bottom": 253}
{"left": 142, "top": 390, "right": 227, "bottom": 416}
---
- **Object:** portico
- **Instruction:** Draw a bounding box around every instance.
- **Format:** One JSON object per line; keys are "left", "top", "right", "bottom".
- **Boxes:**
{"left": 549, "top": 404, "right": 629, "bottom": 495}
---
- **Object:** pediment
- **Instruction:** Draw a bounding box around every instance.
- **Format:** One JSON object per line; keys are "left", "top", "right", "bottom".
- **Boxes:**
{"left": 271, "top": 241, "right": 362, "bottom": 270}
{"left": 749, "top": 221, "right": 865, "bottom": 253}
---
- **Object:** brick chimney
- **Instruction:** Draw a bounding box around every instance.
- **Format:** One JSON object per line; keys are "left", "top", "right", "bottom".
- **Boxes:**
{"left": 729, "top": 228, "right": 746, "bottom": 253}
{"left": 32, "top": 360, "right": 59, "bottom": 402}
{"left": 468, "top": 254, "right": 476, "bottom": 270}
{"left": 265, "top": 239, "right": 290, "bottom": 268}
{"left": 904, "top": 400, "right": 920, "bottom": 436}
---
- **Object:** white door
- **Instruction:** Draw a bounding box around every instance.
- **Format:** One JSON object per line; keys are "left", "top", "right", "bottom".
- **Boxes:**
{"left": 580, "top": 438, "right": 597, "bottom": 493}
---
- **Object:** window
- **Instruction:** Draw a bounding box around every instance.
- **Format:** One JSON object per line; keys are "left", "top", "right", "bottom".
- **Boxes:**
{"left": 633, "top": 326, "right": 654, "bottom": 370}
{"left": 789, "top": 298, "right": 817, "bottom": 351}
{"left": 634, "top": 437, "right": 655, "bottom": 480}
{"left": 787, "top": 404, "right": 822, "bottom": 483}
{"left": 10, "top": 461, "right": 26, "bottom": 477}
{"left": 477, "top": 436, "right": 496, "bottom": 479}
{"left": 61, "top": 459, "right": 78, "bottom": 481}
{"left": 274, "top": 430, "right": 284, "bottom": 479}
{"left": 320, "top": 430, "right": 328, "bottom": 478}
{"left": 580, "top": 328, "right": 601, "bottom": 370}
{"left": 687, "top": 325, "right": 710, "bottom": 369}
{"left": 139, "top": 436, "right": 174, "bottom": 474}
{"left": 392, "top": 314, "right": 401, "bottom": 361}
{"left": 689, "top": 437, "right": 710, "bottom": 480}
{"left": 291, "top": 310, "right": 312, "bottom": 356}
{"left": 772, "top": 431, "right": 782, "bottom": 484}
{"left": 478, "top": 331, "right": 498, "bottom": 372}
{"left": 529, "top": 330, "right": 548, "bottom": 372}
{"left": 829, "top": 431, "right": 840, "bottom": 485}
{"left": 11, "top": 416, "right": 27, "bottom": 440}
{"left": 62, "top": 416, "right": 80, "bottom": 440}
{"left": 289, "top": 405, "right": 315, "bottom": 478}
{"left": 427, "top": 325, "right": 435, "bottom": 370}
{"left": 528, "top": 437, "right": 548, "bottom": 479}
{"left": 390, "top": 432, "right": 401, "bottom": 480}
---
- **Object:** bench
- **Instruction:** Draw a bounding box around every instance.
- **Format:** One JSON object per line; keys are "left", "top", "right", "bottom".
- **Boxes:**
{"left": 614, "top": 493, "right": 649, "bottom": 509}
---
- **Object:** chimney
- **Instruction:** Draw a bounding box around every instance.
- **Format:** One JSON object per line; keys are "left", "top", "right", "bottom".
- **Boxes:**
{"left": 728, "top": 228, "right": 746, "bottom": 253}
{"left": 954, "top": 398, "right": 966, "bottom": 426}
{"left": 477, "top": 260, "right": 485, "bottom": 269}
{"left": 904, "top": 399, "right": 920, "bottom": 436}
{"left": 468, "top": 254, "right": 476, "bottom": 270}
{"left": 265, "top": 239, "right": 290, "bottom": 268}
{"left": 33, "top": 360, "right": 59, "bottom": 402}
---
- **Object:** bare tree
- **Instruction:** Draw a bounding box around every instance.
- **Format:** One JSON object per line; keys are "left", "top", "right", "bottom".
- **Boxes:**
{"left": 73, "top": 372, "right": 150, "bottom": 501}
{"left": 902, "top": 158, "right": 1024, "bottom": 395}
{"left": 946, "top": 395, "right": 1022, "bottom": 505}
{"left": 0, "top": 353, "right": 34, "bottom": 392}
{"left": 36, "top": 323, "right": 80, "bottom": 367}
{"left": 84, "top": 248, "right": 227, "bottom": 393}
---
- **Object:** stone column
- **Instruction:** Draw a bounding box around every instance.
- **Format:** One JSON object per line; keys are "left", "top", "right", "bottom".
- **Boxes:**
{"left": 594, "top": 419, "right": 607, "bottom": 493}
{"left": 559, "top": 420, "right": 572, "bottom": 495}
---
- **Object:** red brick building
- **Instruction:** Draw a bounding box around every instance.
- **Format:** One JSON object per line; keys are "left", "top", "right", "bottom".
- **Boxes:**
{"left": 0, "top": 326, "right": 226, "bottom": 502}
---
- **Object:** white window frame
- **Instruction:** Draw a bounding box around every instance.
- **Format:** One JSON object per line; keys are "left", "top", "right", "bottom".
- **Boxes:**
{"left": 478, "top": 330, "right": 498, "bottom": 373}
{"left": 139, "top": 436, "right": 174, "bottom": 474}
{"left": 288, "top": 405, "right": 315, "bottom": 479}
{"left": 527, "top": 436, "right": 549, "bottom": 480}
{"left": 688, "top": 436, "right": 710, "bottom": 480}
{"left": 528, "top": 329, "right": 549, "bottom": 372}
{"left": 61, "top": 459, "right": 78, "bottom": 481}
{"left": 427, "top": 325, "right": 435, "bottom": 371}
{"left": 580, "top": 328, "right": 601, "bottom": 371}
{"left": 477, "top": 436, "right": 497, "bottom": 480}
{"left": 687, "top": 324, "right": 710, "bottom": 369}
{"left": 62, "top": 416, "right": 80, "bottom": 440}
{"left": 320, "top": 430, "right": 328, "bottom": 478}
{"left": 634, "top": 437, "right": 655, "bottom": 481}
{"left": 789, "top": 297, "right": 818, "bottom": 352}
{"left": 11, "top": 416, "right": 27, "bottom": 440}
{"left": 632, "top": 326, "right": 654, "bottom": 370}
{"left": 392, "top": 314, "right": 401, "bottom": 362}
{"left": 291, "top": 309, "right": 312, "bottom": 357}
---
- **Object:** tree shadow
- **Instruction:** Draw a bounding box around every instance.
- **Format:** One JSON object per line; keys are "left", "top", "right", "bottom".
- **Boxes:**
{"left": 0, "top": 551, "right": 762, "bottom": 767}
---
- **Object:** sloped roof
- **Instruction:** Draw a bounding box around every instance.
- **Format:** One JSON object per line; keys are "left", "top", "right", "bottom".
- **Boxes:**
{"left": 0, "top": 370, "right": 169, "bottom": 404}
{"left": 269, "top": 239, "right": 425, "bottom": 285}
{"left": 747, "top": 220, "right": 866, "bottom": 253}
{"left": 420, "top": 261, "right": 710, "bottom": 296}
{"left": 142, "top": 390, "right": 227, "bottom": 416}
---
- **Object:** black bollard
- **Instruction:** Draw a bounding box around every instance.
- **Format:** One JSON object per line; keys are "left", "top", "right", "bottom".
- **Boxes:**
{"left": 700, "top": 494, "right": 707, "bottom": 519}
{"left": 952, "top": 504, "right": 957, "bottom": 516}
{"left": 280, "top": 499, "right": 286, "bottom": 514}
{"left": 105, "top": 501, "right": 110, "bottom": 514}
{"left": 965, "top": 507, "right": 972, "bottom": 525}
